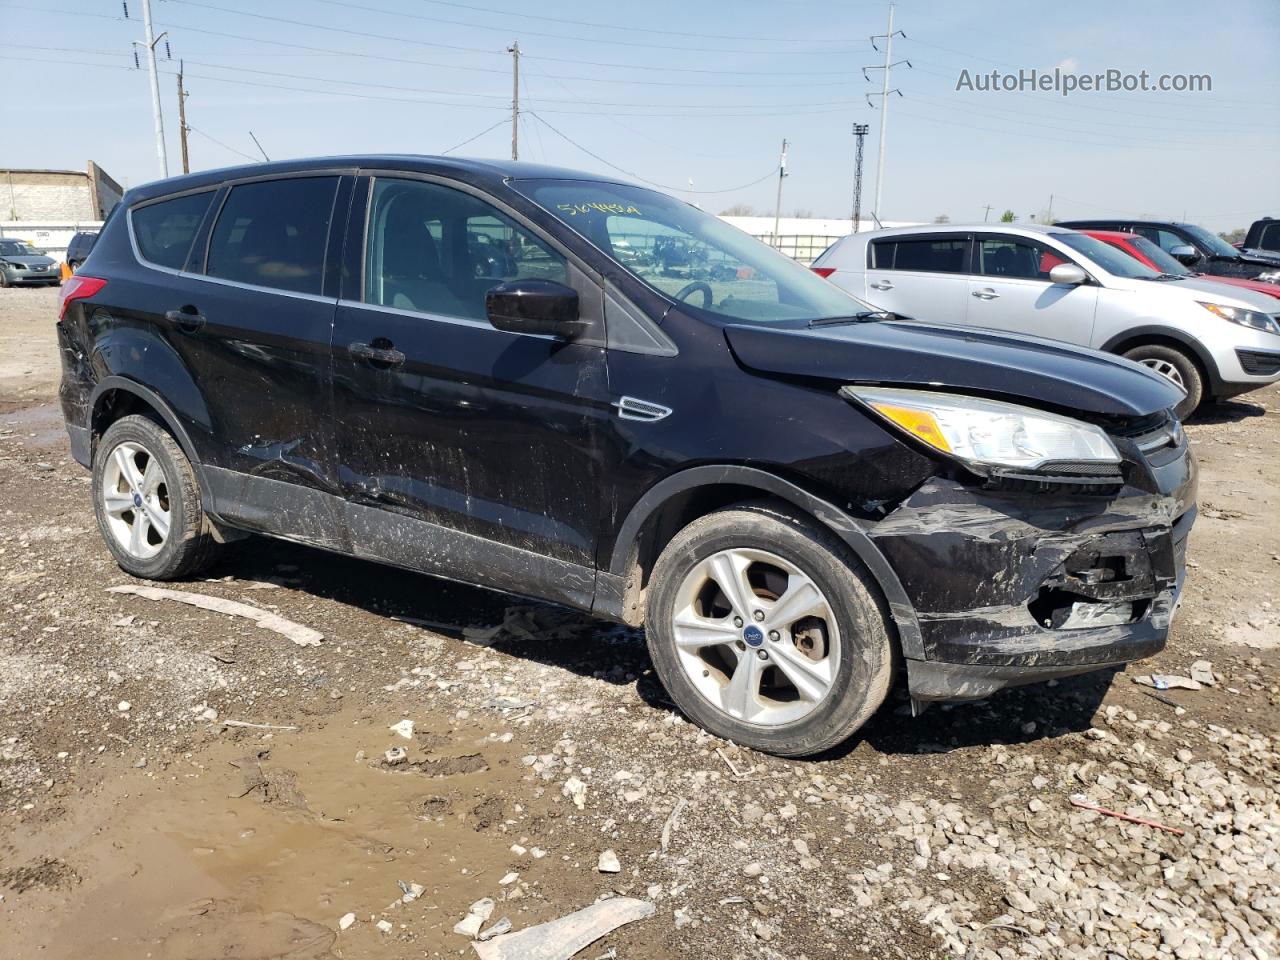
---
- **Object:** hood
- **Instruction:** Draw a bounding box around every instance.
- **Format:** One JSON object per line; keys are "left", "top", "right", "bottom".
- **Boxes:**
{"left": 724, "top": 320, "right": 1183, "bottom": 419}
{"left": 1223, "top": 250, "right": 1280, "bottom": 268}
{"left": 2, "top": 255, "right": 56, "bottom": 267}
{"left": 1158, "top": 275, "right": 1280, "bottom": 308}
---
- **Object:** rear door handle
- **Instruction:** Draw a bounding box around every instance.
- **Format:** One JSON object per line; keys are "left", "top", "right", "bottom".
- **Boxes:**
{"left": 349, "top": 340, "right": 406, "bottom": 367}
{"left": 164, "top": 308, "right": 206, "bottom": 332}
{"left": 971, "top": 288, "right": 1000, "bottom": 300}
{"left": 869, "top": 280, "right": 894, "bottom": 291}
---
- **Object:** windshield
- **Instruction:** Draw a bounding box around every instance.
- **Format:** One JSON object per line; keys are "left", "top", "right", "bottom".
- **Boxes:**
{"left": 514, "top": 179, "right": 872, "bottom": 323}
{"left": 1056, "top": 232, "right": 1160, "bottom": 279}
{"left": 0, "top": 240, "right": 36, "bottom": 257}
{"left": 1180, "top": 223, "right": 1240, "bottom": 259}
{"left": 1126, "top": 235, "right": 1192, "bottom": 275}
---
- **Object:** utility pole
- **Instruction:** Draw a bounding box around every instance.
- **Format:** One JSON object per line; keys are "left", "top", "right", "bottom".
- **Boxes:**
{"left": 176, "top": 62, "right": 190, "bottom": 174}
{"left": 772, "top": 138, "right": 788, "bottom": 245}
{"left": 863, "top": 2, "right": 908, "bottom": 220}
{"left": 851, "top": 123, "right": 869, "bottom": 232}
{"left": 1046, "top": 193, "right": 1054, "bottom": 223}
{"left": 135, "top": 0, "right": 169, "bottom": 178}
{"left": 982, "top": 203, "right": 993, "bottom": 222}
{"left": 508, "top": 40, "right": 520, "bottom": 161}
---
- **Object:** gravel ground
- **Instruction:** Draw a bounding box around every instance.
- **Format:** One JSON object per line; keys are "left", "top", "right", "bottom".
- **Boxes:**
{"left": 0, "top": 284, "right": 1277, "bottom": 959}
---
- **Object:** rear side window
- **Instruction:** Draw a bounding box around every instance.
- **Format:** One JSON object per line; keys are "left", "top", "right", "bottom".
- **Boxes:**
{"left": 131, "top": 191, "right": 213, "bottom": 270}
{"left": 870, "top": 237, "right": 968, "bottom": 273}
{"left": 206, "top": 177, "right": 339, "bottom": 295}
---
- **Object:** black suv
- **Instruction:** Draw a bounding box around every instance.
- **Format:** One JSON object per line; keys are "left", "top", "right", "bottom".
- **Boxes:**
{"left": 65, "top": 231, "right": 98, "bottom": 272}
{"left": 1057, "top": 218, "right": 1280, "bottom": 282}
{"left": 58, "top": 157, "right": 1196, "bottom": 756}
{"left": 1242, "top": 217, "right": 1280, "bottom": 258}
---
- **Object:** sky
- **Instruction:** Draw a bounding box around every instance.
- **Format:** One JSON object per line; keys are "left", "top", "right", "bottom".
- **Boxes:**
{"left": 2, "top": 0, "right": 1278, "bottom": 231}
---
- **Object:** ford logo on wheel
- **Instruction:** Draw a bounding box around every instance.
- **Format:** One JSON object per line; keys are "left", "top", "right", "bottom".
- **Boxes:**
{"left": 742, "top": 625, "right": 764, "bottom": 647}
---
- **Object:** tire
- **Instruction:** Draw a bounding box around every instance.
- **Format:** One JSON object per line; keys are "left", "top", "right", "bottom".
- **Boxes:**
{"left": 92, "top": 414, "right": 220, "bottom": 580}
{"left": 0, "top": 271, "right": 10, "bottom": 289}
{"left": 645, "top": 502, "right": 895, "bottom": 757}
{"left": 1122, "top": 343, "right": 1203, "bottom": 419}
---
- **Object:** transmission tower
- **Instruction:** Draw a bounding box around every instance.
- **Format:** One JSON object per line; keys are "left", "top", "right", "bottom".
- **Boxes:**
{"left": 851, "top": 123, "right": 869, "bottom": 232}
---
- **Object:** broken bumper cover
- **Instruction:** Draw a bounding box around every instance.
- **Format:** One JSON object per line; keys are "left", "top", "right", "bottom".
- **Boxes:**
{"left": 867, "top": 457, "right": 1196, "bottom": 701}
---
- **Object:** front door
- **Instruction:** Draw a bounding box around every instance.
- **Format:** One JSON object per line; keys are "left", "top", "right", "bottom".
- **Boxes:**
{"left": 966, "top": 233, "right": 1098, "bottom": 346}
{"left": 329, "top": 175, "right": 609, "bottom": 609}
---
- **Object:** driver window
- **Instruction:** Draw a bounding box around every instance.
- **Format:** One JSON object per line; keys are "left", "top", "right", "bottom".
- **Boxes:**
{"left": 978, "top": 237, "right": 1066, "bottom": 281}
{"left": 365, "top": 178, "right": 567, "bottom": 320}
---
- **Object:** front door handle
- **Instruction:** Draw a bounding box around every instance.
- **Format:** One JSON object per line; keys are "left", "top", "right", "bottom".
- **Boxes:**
{"left": 165, "top": 307, "right": 206, "bottom": 332}
{"left": 349, "top": 340, "right": 406, "bottom": 367}
{"left": 971, "top": 288, "right": 1000, "bottom": 300}
{"left": 869, "top": 280, "right": 894, "bottom": 291}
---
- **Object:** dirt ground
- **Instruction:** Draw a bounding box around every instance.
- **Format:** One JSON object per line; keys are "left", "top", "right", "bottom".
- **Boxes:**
{"left": 1, "top": 284, "right": 1277, "bottom": 960}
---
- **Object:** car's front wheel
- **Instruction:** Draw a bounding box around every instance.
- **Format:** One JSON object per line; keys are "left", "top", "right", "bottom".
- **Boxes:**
{"left": 1123, "top": 343, "right": 1203, "bottom": 419}
{"left": 92, "top": 414, "right": 220, "bottom": 580}
{"left": 645, "top": 503, "right": 895, "bottom": 757}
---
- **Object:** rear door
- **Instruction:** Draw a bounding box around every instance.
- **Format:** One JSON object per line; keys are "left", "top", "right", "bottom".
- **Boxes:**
{"left": 966, "top": 232, "right": 1098, "bottom": 345}
{"left": 164, "top": 172, "right": 351, "bottom": 545}
{"left": 328, "top": 174, "right": 610, "bottom": 609}
{"left": 862, "top": 233, "right": 972, "bottom": 325}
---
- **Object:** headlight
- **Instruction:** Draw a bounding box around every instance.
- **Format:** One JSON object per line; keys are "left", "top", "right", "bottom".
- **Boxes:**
{"left": 1255, "top": 270, "right": 1280, "bottom": 284}
{"left": 1198, "top": 301, "right": 1280, "bottom": 335}
{"left": 842, "top": 387, "right": 1121, "bottom": 471}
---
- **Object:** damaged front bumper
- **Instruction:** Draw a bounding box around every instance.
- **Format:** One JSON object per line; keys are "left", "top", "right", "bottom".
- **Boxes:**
{"left": 866, "top": 443, "right": 1196, "bottom": 702}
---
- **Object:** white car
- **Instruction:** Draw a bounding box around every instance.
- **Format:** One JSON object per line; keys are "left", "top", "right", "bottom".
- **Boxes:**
{"left": 811, "top": 224, "right": 1280, "bottom": 417}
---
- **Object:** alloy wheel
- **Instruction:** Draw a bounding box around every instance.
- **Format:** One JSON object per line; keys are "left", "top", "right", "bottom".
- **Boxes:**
{"left": 101, "top": 441, "right": 171, "bottom": 560}
{"left": 670, "top": 547, "right": 841, "bottom": 727}
{"left": 1139, "top": 357, "right": 1185, "bottom": 388}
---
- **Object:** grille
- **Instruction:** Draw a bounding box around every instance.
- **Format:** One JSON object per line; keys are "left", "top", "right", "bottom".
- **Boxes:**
{"left": 1237, "top": 349, "right": 1280, "bottom": 376}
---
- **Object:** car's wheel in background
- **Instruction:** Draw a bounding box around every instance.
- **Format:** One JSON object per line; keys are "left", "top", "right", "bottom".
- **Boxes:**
{"left": 1123, "top": 344, "right": 1203, "bottom": 419}
{"left": 645, "top": 502, "right": 895, "bottom": 757}
{"left": 0, "top": 272, "right": 10, "bottom": 289}
{"left": 92, "top": 414, "right": 220, "bottom": 580}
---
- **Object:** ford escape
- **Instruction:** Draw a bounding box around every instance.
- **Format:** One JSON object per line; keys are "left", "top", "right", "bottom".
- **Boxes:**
{"left": 58, "top": 157, "right": 1196, "bottom": 757}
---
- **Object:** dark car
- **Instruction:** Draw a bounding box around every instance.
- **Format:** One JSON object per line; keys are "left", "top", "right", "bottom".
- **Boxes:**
{"left": 57, "top": 157, "right": 1196, "bottom": 757}
{"left": 65, "top": 231, "right": 99, "bottom": 272}
{"left": 1057, "top": 219, "right": 1280, "bottom": 283}
{"left": 1242, "top": 217, "right": 1280, "bottom": 258}
{"left": 0, "top": 238, "right": 61, "bottom": 287}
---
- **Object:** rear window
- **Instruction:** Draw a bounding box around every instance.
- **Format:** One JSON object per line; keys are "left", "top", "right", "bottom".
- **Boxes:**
{"left": 870, "top": 237, "right": 968, "bottom": 273}
{"left": 205, "top": 177, "right": 339, "bottom": 295}
{"left": 131, "top": 191, "right": 214, "bottom": 270}
{"left": 1256, "top": 221, "right": 1280, "bottom": 251}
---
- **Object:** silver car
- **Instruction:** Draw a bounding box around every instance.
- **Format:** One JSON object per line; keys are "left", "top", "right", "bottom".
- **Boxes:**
{"left": 0, "top": 239, "right": 61, "bottom": 288}
{"left": 812, "top": 223, "right": 1280, "bottom": 417}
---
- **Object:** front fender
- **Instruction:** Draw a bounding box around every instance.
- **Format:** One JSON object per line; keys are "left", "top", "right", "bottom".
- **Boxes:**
{"left": 604, "top": 464, "right": 925, "bottom": 659}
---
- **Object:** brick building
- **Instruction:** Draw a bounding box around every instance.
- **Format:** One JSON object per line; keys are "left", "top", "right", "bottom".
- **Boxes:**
{"left": 1, "top": 162, "right": 123, "bottom": 222}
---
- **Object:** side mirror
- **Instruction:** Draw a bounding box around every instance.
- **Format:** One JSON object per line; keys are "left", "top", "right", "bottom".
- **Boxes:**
{"left": 1169, "top": 244, "right": 1200, "bottom": 267}
{"left": 1049, "top": 263, "right": 1088, "bottom": 285}
{"left": 485, "top": 279, "right": 584, "bottom": 339}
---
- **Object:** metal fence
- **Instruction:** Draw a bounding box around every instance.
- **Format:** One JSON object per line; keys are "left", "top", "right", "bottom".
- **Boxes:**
{"left": 751, "top": 234, "right": 845, "bottom": 266}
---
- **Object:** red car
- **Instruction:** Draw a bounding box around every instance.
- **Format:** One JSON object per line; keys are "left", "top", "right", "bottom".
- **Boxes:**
{"left": 1083, "top": 230, "right": 1280, "bottom": 301}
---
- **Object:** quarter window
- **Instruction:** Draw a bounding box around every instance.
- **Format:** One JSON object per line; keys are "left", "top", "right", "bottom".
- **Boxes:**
{"left": 869, "top": 238, "right": 968, "bottom": 273}
{"left": 977, "top": 237, "right": 1066, "bottom": 281}
{"left": 131, "top": 191, "right": 213, "bottom": 271}
{"left": 205, "top": 177, "right": 339, "bottom": 295}
{"left": 364, "top": 178, "right": 566, "bottom": 320}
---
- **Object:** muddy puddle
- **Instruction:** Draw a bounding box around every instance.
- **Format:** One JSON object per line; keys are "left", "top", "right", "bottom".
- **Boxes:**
{"left": 0, "top": 706, "right": 636, "bottom": 959}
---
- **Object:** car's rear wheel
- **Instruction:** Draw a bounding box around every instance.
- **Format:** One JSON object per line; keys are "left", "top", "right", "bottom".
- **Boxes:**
{"left": 1123, "top": 344, "right": 1203, "bottom": 418}
{"left": 92, "top": 414, "right": 220, "bottom": 580}
{"left": 645, "top": 502, "right": 894, "bottom": 757}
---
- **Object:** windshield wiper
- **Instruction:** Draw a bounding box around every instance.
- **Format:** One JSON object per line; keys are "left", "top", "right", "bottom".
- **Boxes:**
{"left": 809, "top": 310, "right": 899, "bottom": 328}
{"left": 1144, "top": 273, "right": 1187, "bottom": 281}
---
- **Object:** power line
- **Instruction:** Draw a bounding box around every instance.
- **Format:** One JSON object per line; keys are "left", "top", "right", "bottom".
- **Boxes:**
{"left": 411, "top": 0, "right": 860, "bottom": 43}
{"left": 299, "top": 0, "right": 863, "bottom": 55}
{"left": 527, "top": 112, "right": 778, "bottom": 194}
{"left": 187, "top": 124, "right": 260, "bottom": 162}
{"left": 440, "top": 117, "right": 510, "bottom": 155}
